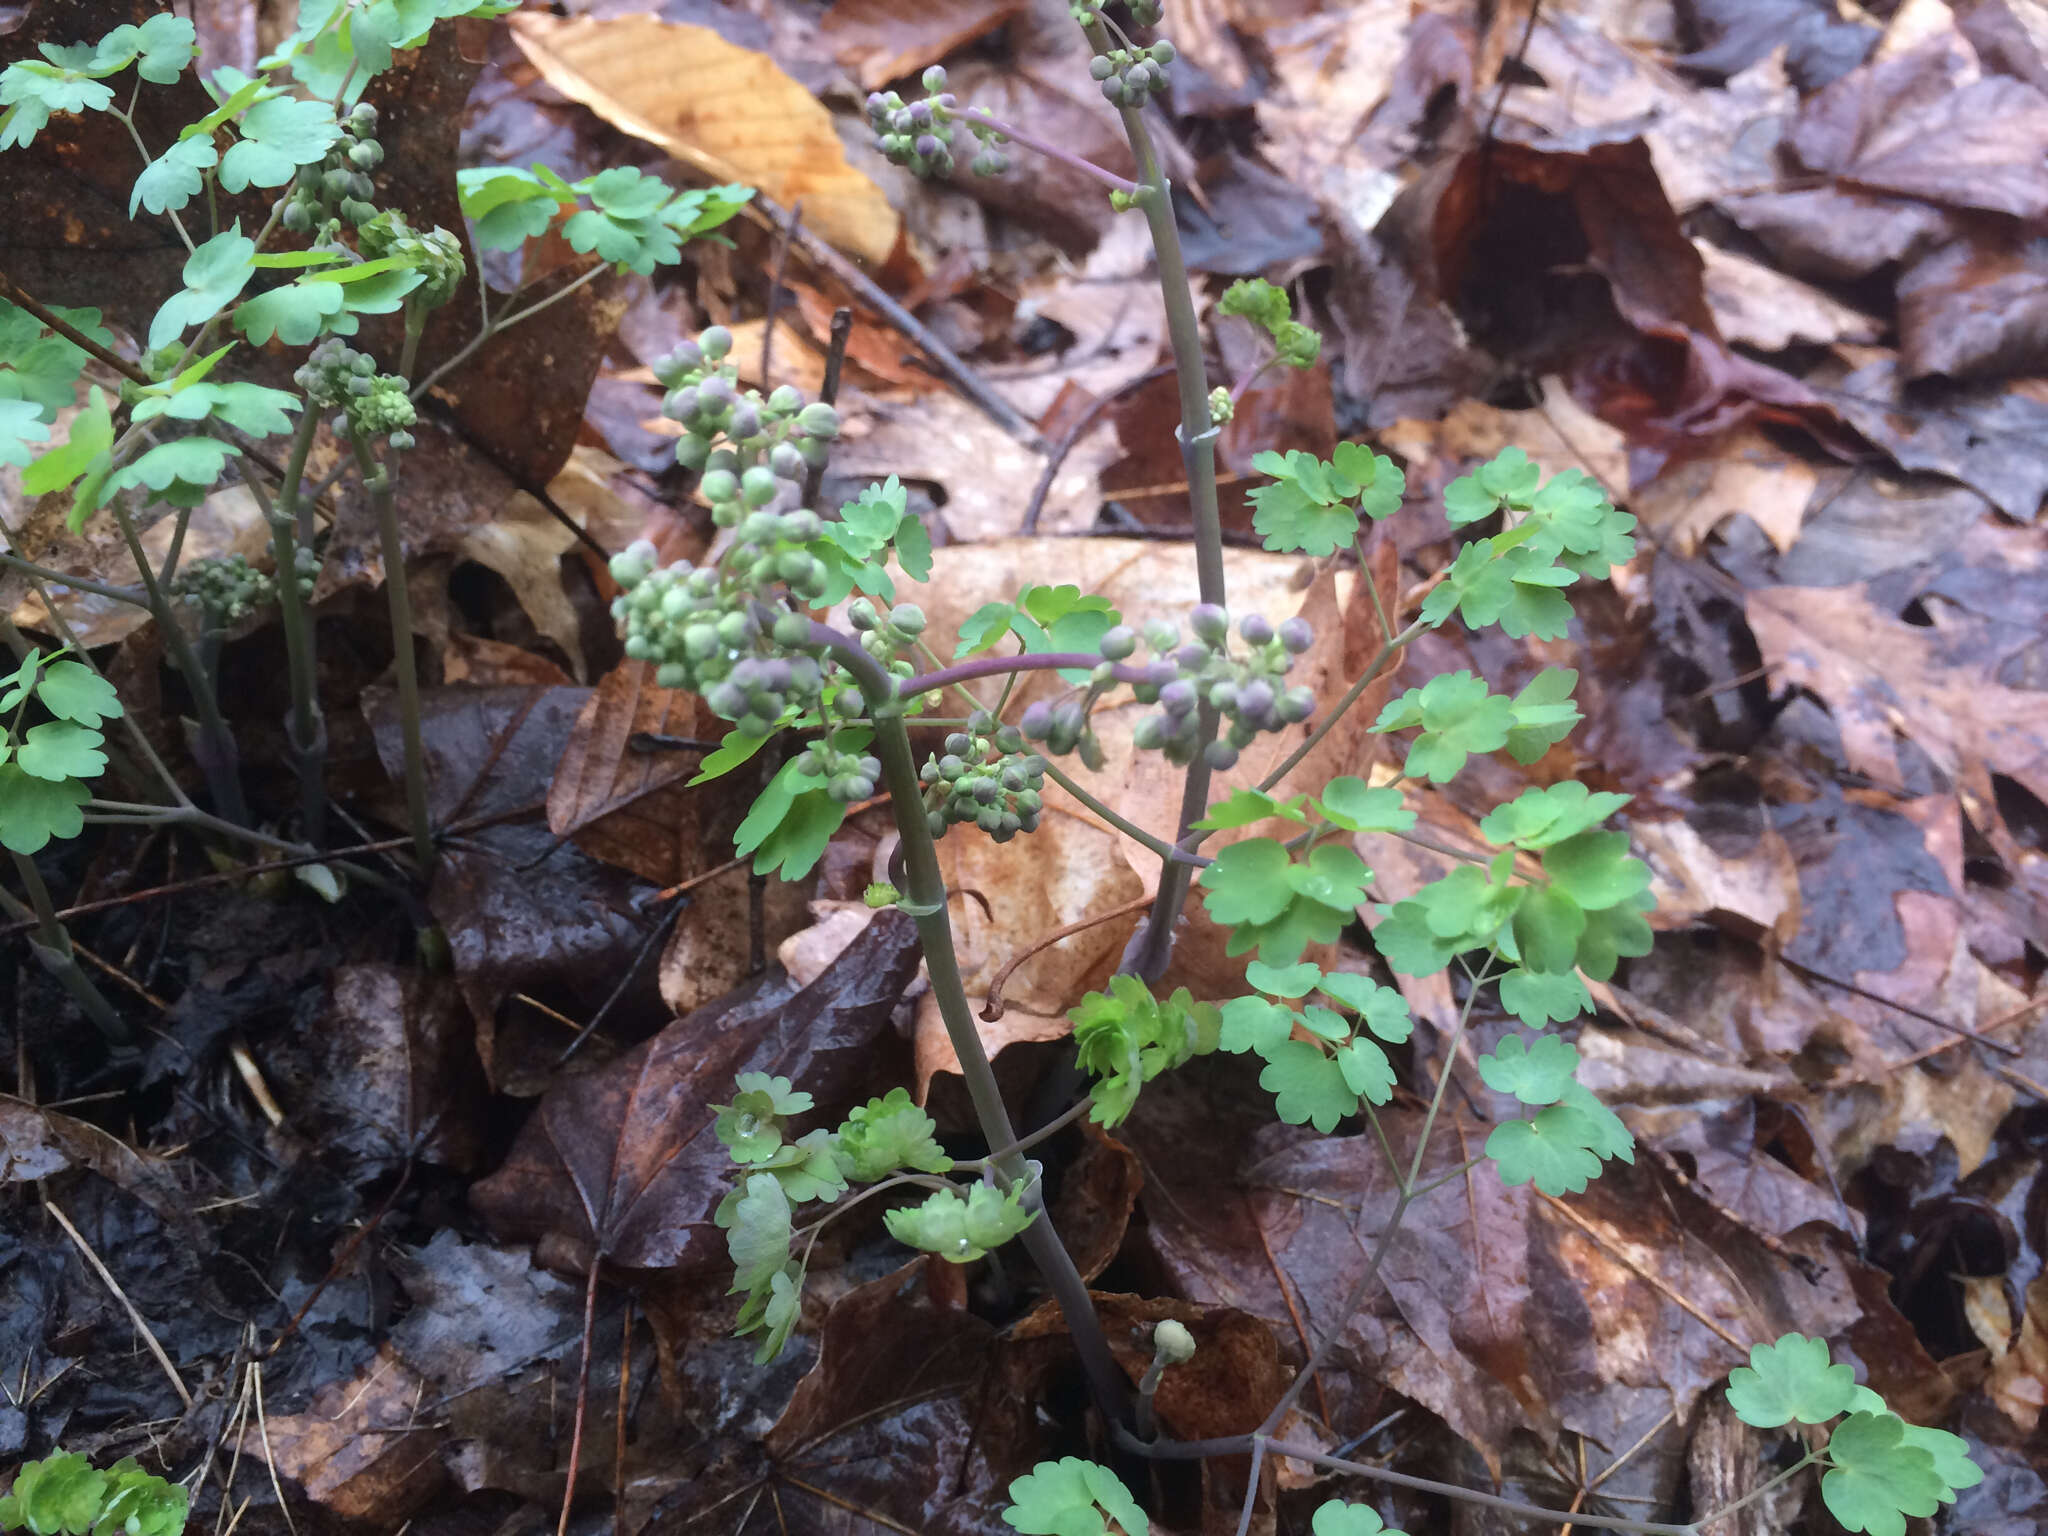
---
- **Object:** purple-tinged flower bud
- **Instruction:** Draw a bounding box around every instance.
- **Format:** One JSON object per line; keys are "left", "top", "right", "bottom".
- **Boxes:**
{"left": 1190, "top": 603, "right": 1229, "bottom": 642}
{"left": 1147, "top": 660, "right": 1179, "bottom": 687}
{"left": 916, "top": 134, "right": 943, "bottom": 160}
{"left": 1238, "top": 680, "right": 1275, "bottom": 720}
{"left": 1279, "top": 685, "right": 1316, "bottom": 723}
{"left": 1239, "top": 614, "right": 1274, "bottom": 646}
{"left": 1020, "top": 700, "right": 1054, "bottom": 739}
{"left": 1159, "top": 679, "right": 1196, "bottom": 717}
{"left": 1278, "top": 616, "right": 1313, "bottom": 654}
{"left": 1204, "top": 740, "right": 1239, "bottom": 771}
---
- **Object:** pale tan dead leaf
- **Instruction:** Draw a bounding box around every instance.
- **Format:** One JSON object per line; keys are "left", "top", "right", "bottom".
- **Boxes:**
{"left": 657, "top": 861, "right": 814, "bottom": 1017}
{"left": 1384, "top": 378, "right": 1630, "bottom": 500}
{"left": 7, "top": 482, "right": 268, "bottom": 645}
{"left": 456, "top": 491, "right": 583, "bottom": 679}
{"left": 1635, "top": 814, "right": 1802, "bottom": 950}
{"left": 820, "top": 0, "right": 1028, "bottom": 92}
{"left": 832, "top": 389, "right": 1119, "bottom": 538}
{"left": 243, "top": 1344, "right": 446, "bottom": 1525}
{"left": 1633, "top": 430, "right": 1820, "bottom": 554}
{"left": 1988, "top": 1275, "right": 2048, "bottom": 1429}
{"left": 1248, "top": 1, "right": 1410, "bottom": 229}
{"left": 1961, "top": 1273, "right": 2017, "bottom": 1355}
{"left": 777, "top": 901, "right": 877, "bottom": 986}
{"left": 1695, "top": 240, "right": 1883, "bottom": 353}
{"left": 441, "top": 632, "right": 575, "bottom": 687}
{"left": 507, "top": 12, "right": 899, "bottom": 265}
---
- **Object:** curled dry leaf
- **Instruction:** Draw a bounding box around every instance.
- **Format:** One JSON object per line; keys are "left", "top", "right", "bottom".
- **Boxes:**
{"left": 241, "top": 1344, "right": 448, "bottom": 1526}
{"left": 820, "top": 0, "right": 1028, "bottom": 93}
{"left": 507, "top": 11, "right": 898, "bottom": 265}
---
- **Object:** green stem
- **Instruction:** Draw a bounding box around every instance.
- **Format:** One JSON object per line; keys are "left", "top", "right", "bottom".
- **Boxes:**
{"left": 399, "top": 299, "right": 427, "bottom": 384}
{"left": 352, "top": 435, "right": 434, "bottom": 872}
{"left": 1081, "top": 18, "right": 1225, "bottom": 980}
{"left": 1255, "top": 619, "right": 1427, "bottom": 796}
{"left": 5, "top": 853, "right": 128, "bottom": 1041}
{"left": 1039, "top": 759, "right": 1202, "bottom": 869}
{"left": 408, "top": 263, "right": 608, "bottom": 403}
{"left": 810, "top": 618, "right": 1128, "bottom": 1427}
{"left": 243, "top": 417, "right": 326, "bottom": 840}
{"left": 106, "top": 500, "right": 248, "bottom": 825}
{"left": 1694, "top": 1451, "right": 1822, "bottom": 1531}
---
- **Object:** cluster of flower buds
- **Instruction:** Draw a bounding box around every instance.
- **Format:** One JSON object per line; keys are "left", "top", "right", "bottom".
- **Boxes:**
{"left": 845, "top": 596, "right": 926, "bottom": 669}
{"left": 921, "top": 712, "right": 1046, "bottom": 842}
{"left": 359, "top": 210, "right": 465, "bottom": 309}
{"left": 170, "top": 553, "right": 276, "bottom": 623}
{"left": 651, "top": 326, "right": 842, "bottom": 497}
{"left": 1129, "top": 605, "right": 1316, "bottom": 769}
{"left": 798, "top": 731, "right": 884, "bottom": 806}
{"left": 293, "top": 338, "right": 417, "bottom": 448}
{"left": 282, "top": 102, "right": 382, "bottom": 233}
{"left": 866, "top": 67, "right": 1010, "bottom": 180}
{"left": 1089, "top": 38, "right": 1174, "bottom": 107}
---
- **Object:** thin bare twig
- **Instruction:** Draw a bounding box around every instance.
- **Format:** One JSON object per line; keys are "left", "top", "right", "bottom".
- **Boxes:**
{"left": 1019, "top": 364, "right": 1175, "bottom": 534}
{"left": 46, "top": 1201, "right": 193, "bottom": 1410}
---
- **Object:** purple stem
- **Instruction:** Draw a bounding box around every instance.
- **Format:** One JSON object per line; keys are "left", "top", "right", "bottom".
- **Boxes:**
{"left": 900, "top": 651, "right": 1151, "bottom": 700}
{"left": 961, "top": 108, "right": 1141, "bottom": 197}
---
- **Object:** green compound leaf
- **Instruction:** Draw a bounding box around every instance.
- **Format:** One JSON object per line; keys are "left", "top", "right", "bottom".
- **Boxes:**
{"left": 456, "top": 166, "right": 562, "bottom": 250}
{"left": 1486, "top": 1096, "right": 1627, "bottom": 1196}
{"left": 1540, "top": 830, "right": 1651, "bottom": 912}
{"left": 1193, "top": 787, "right": 1312, "bottom": 831}
{"left": 1198, "top": 837, "right": 1293, "bottom": 927}
{"left": 1218, "top": 995, "right": 1295, "bottom": 1056}
{"left": 1420, "top": 536, "right": 1572, "bottom": 635}
{"left": 740, "top": 1265, "right": 802, "bottom": 1364}
{"left": 1372, "top": 670, "right": 1512, "bottom": 784}
{"left": 105, "top": 436, "right": 240, "bottom": 506}
{"left": 1821, "top": 1411, "right": 1945, "bottom": 1536}
{"left": 1413, "top": 862, "right": 1523, "bottom": 946}
{"left": 1368, "top": 900, "right": 1460, "bottom": 977}
{"left": 884, "top": 1181, "right": 1034, "bottom": 1263}
{"left": 22, "top": 386, "right": 112, "bottom": 498}
{"left": 835, "top": 1087, "right": 951, "bottom": 1180}
{"left": 15, "top": 720, "right": 106, "bottom": 782}
{"left": 1835, "top": 1388, "right": 1980, "bottom": 1500}
{"left": 132, "top": 380, "right": 299, "bottom": 438}
{"left": 687, "top": 725, "right": 778, "bottom": 787}
{"left": 0, "top": 764, "right": 90, "bottom": 853}
{"left": 1246, "top": 959, "right": 1321, "bottom": 998}
{"left": 1312, "top": 1500, "right": 1407, "bottom": 1536}
{"left": 733, "top": 743, "right": 854, "bottom": 881}
{"left": 1315, "top": 776, "right": 1413, "bottom": 834}
{"left": 1443, "top": 447, "right": 1542, "bottom": 525}
{"left": 954, "top": 599, "right": 1017, "bottom": 657}
{"left": 1004, "top": 1458, "right": 1148, "bottom": 1536}
{"left": 96, "top": 1458, "right": 189, "bottom": 1536}
{"left": 0, "top": 649, "right": 44, "bottom": 712}
{"left": 1247, "top": 444, "right": 1397, "bottom": 555}
{"left": 1335, "top": 1037, "right": 1396, "bottom": 1104}
{"left": 1071, "top": 976, "right": 1218, "bottom": 1126}
{"left": 1574, "top": 891, "right": 1655, "bottom": 981}
{"left": 1558, "top": 1079, "right": 1633, "bottom": 1162}
{"left": 1498, "top": 967, "right": 1592, "bottom": 1027}
{"left": 725, "top": 1172, "right": 792, "bottom": 1295}
{"left": 1477, "top": 1032, "right": 1579, "bottom": 1105}
{"left": 1481, "top": 782, "right": 1631, "bottom": 850}
{"left": 0, "top": 1449, "right": 109, "bottom": 1536}
{"left": 131, "top": 133, "right": 217, "bottom": 216}
{"left": 1259, "top": 1039, "right": 1358, "bottom": 1131}
{"left": 1525, "top": 468, "right": 1637, "bottom": 579}
{"left": 1510, "top": 883, "right": 1586, "bottom": 976}
{"left": 1314, "top": 972, "right": 1413, "bottom": 1042}
{"left": 0, "top": 398, "right": 52, "bottom": 468}
{"left": 1017, "top": 583, "right": 1121, "bottom": 681}
{"left": 712, "top": 1072, "right": 811, "bottom": 1165}
{"left": 1289, "top": 842, "right": 1371, "bottom": 910}
{"left": 1504, "top": 667, "right": 1582, "bottom": 763}
{"left": 217, "top": 94, "right": 339, "bottom": 191}
{"left": 148, "top": 227, "right": 257, "bottom": 351}
{"left": 34, "top": 659, "right": 122, "bottom": 727}
{"left": 1725, "top": 1333, "right": 1856, "bottom": 1427}
{"left": 1225, "top": 900, "right": 1347, "bottom": 967}
{"left": 751, "top": 1130, "right": 847, "bottom": 1206}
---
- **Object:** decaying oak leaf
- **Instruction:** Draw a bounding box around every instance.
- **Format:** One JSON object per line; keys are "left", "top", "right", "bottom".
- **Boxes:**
{"left": 507, "top": 12, "right": 898, "bottom": 264}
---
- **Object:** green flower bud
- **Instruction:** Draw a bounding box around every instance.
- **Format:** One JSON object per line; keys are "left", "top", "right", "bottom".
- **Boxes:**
{"left": 699, "top": 325, "right": 733, "bottom": 361}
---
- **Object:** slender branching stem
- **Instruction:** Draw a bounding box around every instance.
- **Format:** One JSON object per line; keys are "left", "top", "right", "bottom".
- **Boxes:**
{"left": 106, "top": 500, "right": 248, "bottom": 824}
{"left": 1694, "top": 1451, "right": 1821, "bottom": 1530}
{"left": 898, "top": 651, "right": 1152, "bottom": 701}
{"left": 409, "top": 263, "right": 609, "bottom": 403}
{"left": 5, "top": 853, "right": 128, "bottom": 1041}
{"left": 1038, "top": 759, "right": 1204, "bottom": 869}
{"left": 960, "top": 109, "right": 1140, "bottom": 197}
{"left": 1255, "top": 619, "right": 1426, "bottom": 796}
{"left": 351, "top": 435, "right": 434, "bottom": 872}
{"left": 0, "top": 552, "right": 148, "bottom": 608}
{"left": 242, "top": 414, "right": 326, "bottom": 838}
{"left": 807, "top": 619, "right": 1131, "bottom": 1427}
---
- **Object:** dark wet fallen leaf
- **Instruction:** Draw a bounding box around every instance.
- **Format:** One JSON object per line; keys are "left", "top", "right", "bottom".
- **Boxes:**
{"left": 1896, "top": 222, "right": 2048, "bottom": 384}
{"left": 1178, "top": 150, "right": 1329, "bottom": 275}
{"left": 469, "top": 910, "right": 920, "bottom": 1269}
{"left": 278, "top": 964, "right": 486, "bottom": 1178}
{"left": 1722, "top": 184, "right": 1955, "bottom": 286}
{"left": 1047, "top": 1123, "right": 1143, "bottom": 1283}
{"left": 1787, "top": 34, "right": 2048, "bottom": 220}
{"left": 0, "top": 1097, "right": 184, "bottom": 1212}
{"left": 547, "top": 660, "right": 721, "bottom": 889}
{"left": 387, "top": 1231, "right": 585, "bottom": 1396}
{"left": 1674, "top": 0, "right": 1876, "bottom": 90}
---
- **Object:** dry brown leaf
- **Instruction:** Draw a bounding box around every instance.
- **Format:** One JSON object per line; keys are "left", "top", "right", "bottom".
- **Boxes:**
{"left": 657, "top": 860, "right": 814, "bottom": 1018}
{"left": 821, "top": 0, "right": 1028, "bottom": 92}
{"left": 455, "top": 489, "right": 584, "bottom": 678}
{"left": 1988, "top": 1274, "right": 2048, "bottom": 1430}
{"left": 1636, "top": 814, "right": 1802, "bottom": 949}
{"left": 243, "top": 1344, "right": 447, "bottom": 1524}
{"left": 1384, "top": 378, "right": 1630, "bottom": 500}
{"left": 1633, "top": 429, "right": 1820, "bottom": 554}
{"left": 547, "top": 660, "right": 715, "bottom": 888}
{"left": 507, "top": 12, "right": 898, "bottom": 264}
{"left": 1695, "top": 239, "right": 1884, "bottom": 352}
{"left": 441, "top": 633, "right": 575, "bottom": 687}
{"left": 1748, "top": 583, "right": 2048, "bottom": 836}
{"left": 1250, "top": 1, "right": 1410, "bottom": 228}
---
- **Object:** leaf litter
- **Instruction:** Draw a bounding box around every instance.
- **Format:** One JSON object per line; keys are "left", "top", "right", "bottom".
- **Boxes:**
{"left": 5, "top": 0, "right": 2047, "bottom": 1531}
